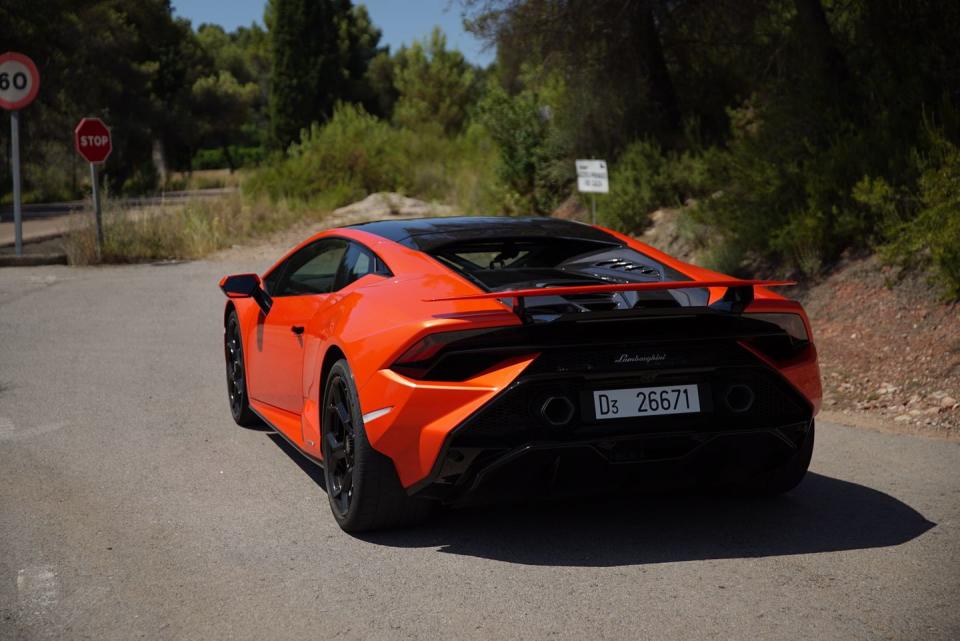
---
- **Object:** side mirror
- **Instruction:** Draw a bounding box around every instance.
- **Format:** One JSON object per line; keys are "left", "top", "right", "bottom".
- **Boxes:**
{"left": 219, "top": 273, "right": 273, "bottom": 315}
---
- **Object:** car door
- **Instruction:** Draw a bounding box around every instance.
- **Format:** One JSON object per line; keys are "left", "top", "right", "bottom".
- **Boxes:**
{"left": 248, "top": 238, "right": 349, "bottom": 412}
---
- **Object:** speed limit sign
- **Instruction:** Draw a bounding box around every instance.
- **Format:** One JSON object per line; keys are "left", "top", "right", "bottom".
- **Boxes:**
{"left": 2, "top": 52, "right": 40, "bottom": 256}
{"left": 0, "top": 52, "right": 40, "bottom": 111}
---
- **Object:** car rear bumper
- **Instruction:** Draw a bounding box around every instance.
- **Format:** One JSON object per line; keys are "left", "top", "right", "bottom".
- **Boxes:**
{"left": 411, "top": 421, "right": 813, "bottom": 505}
{"left": 405, "top": 354, "right": 815, "bottom": 504}
{"left": 359, "top": 316, "right": 820, "bottom": 495}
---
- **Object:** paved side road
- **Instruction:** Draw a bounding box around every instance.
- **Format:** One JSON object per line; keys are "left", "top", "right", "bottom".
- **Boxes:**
{"left": 0, "top": 255, "right": 958, "bottom": 641}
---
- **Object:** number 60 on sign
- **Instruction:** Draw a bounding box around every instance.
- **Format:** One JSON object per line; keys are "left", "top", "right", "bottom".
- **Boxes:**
{"left": 0, "top": 52, "right": 40, "bottom": 111}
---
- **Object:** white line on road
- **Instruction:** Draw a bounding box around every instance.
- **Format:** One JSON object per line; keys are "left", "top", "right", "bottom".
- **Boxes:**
{"left": 16, "top": 565, "right": 60, "bottom": 614}
{"left": 0, "top": 417, "right": 66, "bottom": 442}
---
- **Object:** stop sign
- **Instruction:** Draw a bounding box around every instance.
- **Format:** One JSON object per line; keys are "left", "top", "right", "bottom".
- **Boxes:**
{"left": 74, "top": 117, "right": 112, "bottom": 163}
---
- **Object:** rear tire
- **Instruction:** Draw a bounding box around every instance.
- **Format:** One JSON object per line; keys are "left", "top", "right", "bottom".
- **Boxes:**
{"left": 755, "top": 420, "right": 815, "bottom": 495}
{"left": 698, "top": 421, "right": 815, "bottom": 497}
{"left": 321, "top": 359, "right": 434, "bottom": 533}
{"left": 224, "top": 309, "right": 261, "bottom": 427}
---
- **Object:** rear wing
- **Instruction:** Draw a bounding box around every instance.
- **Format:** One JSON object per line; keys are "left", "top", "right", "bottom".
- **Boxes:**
{"left": 426, "top": 279, "right": 795, "bottom": 320}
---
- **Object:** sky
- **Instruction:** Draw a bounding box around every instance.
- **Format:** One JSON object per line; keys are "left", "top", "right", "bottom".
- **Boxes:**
{"left": 170, "top": 0, "right": 495, "bottom": 66}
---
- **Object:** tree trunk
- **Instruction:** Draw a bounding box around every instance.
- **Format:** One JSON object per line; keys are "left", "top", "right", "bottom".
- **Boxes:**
{"left": 793, "top": 0, "right": 854, "bottom": 112}
{"left": 635, "top": 4, "right": 682, "bottom": 135}
{"left": 221, "top": 142, "right": 236, "bottom": 174}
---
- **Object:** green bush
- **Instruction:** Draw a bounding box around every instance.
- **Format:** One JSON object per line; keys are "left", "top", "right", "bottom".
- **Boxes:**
{"left": 246, "top": 103, "right": 501, "bottom": 213}
{"left": 880, "top": 135, "right": 960, "bottom": 299}
{"left": 598, "top": 140, "right": 715, "bottom": 233}
{"left": 689, "top": 98, "right": 895, "bottom": 276}
{"left": 192, "top": 146, "right": 266, "bottom": 171}
{"left": 247, "top": 104, "right": 410, "bottom": 204}
{"left": 479, "top": 87, "right": 574, "bottom": 214}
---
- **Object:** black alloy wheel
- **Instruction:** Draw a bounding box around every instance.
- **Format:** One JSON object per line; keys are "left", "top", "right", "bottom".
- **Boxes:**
{"left": 323, "top": 371, "right": 356, "bottom": 518}
{"left": 321, "top": 359, "right": 435, "bottom": 532}
{"left": 224, "top": 310, "right": 261, "bottom": 427}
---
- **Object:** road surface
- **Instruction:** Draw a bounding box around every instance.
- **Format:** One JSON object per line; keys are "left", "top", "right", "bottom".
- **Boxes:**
{"left": 0, "top": 243, "right": 957, "bottom": 640}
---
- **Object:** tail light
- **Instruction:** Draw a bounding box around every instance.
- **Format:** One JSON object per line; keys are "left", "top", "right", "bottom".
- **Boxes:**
{"left": 746, "top": 313, "right": 809, "bottom": 342}
{"left": 742, "top": 312, "right": 811, "bottom": 361}
{"left": 391, "top": 329, "right": 496, "bottom": 379}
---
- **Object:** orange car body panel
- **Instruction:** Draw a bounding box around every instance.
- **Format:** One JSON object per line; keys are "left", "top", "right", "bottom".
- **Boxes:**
{"left": 225, "top": 223, "right": 822, "bottom": 489}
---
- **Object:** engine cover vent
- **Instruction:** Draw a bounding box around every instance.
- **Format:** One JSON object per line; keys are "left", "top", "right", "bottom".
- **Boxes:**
{"left": 593, "top": 259, "right": 661, "bottom": 278}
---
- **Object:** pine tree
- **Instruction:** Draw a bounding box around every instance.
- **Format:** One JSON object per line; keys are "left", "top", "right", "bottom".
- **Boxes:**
{"left": 269, "top": 0, "right": 342, "bottom": 149}
{"left": 269, "top": 0, "right": 382, "bottom": 149}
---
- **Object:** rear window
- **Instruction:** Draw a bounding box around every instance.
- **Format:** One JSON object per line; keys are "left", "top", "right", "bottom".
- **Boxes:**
{"left": 429, "top": 236, "right": 688, "bottom": 292}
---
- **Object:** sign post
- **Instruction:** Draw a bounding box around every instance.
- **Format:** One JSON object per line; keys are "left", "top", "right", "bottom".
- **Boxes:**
{"left": 0, "top": 52, "right": 41, "bottom": 256}
{"left": 74, "top": 118, "right": 113, "bottom": 256}
{"left": 10, "top": 111, "right": 22, "bottom": 254}
{"left": 575, "top": 159, "right": 609, "bottom": 225}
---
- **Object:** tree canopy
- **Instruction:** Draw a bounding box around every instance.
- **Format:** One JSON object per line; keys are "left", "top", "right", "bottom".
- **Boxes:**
{"left": 1, "top": 0, "right": 957, "bottom": 294}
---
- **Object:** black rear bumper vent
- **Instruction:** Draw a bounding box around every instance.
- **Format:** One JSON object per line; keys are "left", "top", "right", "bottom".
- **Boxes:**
{"left": 724, "top": 384, "right": 756, "bottom": 413}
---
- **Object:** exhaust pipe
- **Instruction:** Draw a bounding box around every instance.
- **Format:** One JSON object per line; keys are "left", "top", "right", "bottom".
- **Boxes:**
{"left": 540, "top": 396, "right": 576, "bottom": 427}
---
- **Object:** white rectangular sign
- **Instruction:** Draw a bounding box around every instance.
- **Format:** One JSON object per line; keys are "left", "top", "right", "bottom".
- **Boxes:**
{"left": 576, "top": 159, "right": 609, "bottom": 193}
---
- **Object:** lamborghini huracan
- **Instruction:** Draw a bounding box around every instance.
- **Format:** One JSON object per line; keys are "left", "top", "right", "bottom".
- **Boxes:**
{"left": 220, "top": 217, "right": 821, "bottom": 532}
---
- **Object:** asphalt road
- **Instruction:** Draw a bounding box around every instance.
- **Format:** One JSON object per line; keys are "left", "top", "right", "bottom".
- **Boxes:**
{"left": 1, "top": 250, "right": 958, "bottom": 641}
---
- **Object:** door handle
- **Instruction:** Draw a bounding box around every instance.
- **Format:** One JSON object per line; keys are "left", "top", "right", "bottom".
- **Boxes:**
{"left": 291, "top": 325, "right": 305, "bottom": 335}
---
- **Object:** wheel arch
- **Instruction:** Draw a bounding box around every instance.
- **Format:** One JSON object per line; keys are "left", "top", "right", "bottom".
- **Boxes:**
{"left": 319, "top": 344, "right": 348, "bottom": 404}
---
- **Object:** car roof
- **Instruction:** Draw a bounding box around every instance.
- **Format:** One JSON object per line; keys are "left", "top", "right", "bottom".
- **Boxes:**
{"left": 345, "top": 216, "right": 621, "bottom": 251}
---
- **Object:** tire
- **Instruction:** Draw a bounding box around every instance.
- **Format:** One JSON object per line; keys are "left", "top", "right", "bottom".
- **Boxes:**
{"left": 755, "top": 420, "right": 815, "bottom": 495}
{"left": 321, "top": 359, "right": 434, "bottom": 533}
{"left": 698, "top": 421, "right": 815, "bottom": 497}
{"left": 224, "top": 308, "right": 261, "bottom": 427}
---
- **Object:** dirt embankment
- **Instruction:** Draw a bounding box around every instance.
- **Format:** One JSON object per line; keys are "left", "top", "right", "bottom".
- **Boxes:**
{"left": 799, "top": 257, "right": 959, "bottom": 438}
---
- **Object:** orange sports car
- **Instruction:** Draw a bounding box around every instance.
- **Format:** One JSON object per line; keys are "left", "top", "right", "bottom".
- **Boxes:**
{"left": 220, "top": 217, "right": 821, "bottom": 532}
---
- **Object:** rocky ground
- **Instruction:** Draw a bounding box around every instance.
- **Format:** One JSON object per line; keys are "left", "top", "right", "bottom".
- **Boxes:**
{"left": 799, "top": 256, "right": 959, "bottom": 438}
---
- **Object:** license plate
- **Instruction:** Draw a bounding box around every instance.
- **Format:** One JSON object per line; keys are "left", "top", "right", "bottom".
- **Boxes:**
{"left": 593, "top": 384, "right": 700, "bottom": 420}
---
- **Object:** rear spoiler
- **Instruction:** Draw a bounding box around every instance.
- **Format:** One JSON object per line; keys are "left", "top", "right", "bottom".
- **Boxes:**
{"left": 426, "top": 279, "right": 795, "bottom": 319}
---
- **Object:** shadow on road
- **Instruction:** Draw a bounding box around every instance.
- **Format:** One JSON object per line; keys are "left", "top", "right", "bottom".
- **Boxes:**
{"left": 268, "top": 433, "right": 326, "bottom": 488}
{"left": 268, "top": 433, "right": 935, "bottom": 567}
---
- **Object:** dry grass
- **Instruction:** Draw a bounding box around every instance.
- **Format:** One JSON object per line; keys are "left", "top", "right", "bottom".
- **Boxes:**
{"left": 164, "top": 168, "right": 247, "bottom": 192}
{"left": 64, "top": 194, "right": 327, "bottom": 265}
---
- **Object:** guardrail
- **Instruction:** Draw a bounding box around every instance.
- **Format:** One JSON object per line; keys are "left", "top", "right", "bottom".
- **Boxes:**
{"left": 0, "top": 188, "right": 237, "bottom": 222}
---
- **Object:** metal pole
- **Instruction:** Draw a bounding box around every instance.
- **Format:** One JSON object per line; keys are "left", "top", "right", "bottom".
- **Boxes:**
{"left": 11, "top": 110, "right": 23, "bottom": 256}
{"left": 90, "top": 162, "right": 103, "bottom": 256}
{"left": 591, "top": 194, "right": 597, "bottom": 226}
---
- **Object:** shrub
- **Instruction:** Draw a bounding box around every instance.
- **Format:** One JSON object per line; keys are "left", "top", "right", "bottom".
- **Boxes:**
{"left": 247, "top": 104, "right": 411, "bottom": 205}
{"left": 478, "top": 86, "right": 560, "bottom": 214}
{"left": 880, "top": 134, "right": 960, "bottom": 299}
{"left": 246, "top": 103, "right": 501, "bottom": 213}
{"left": 598, "top": 140, "right": 715, "bottom": 233}
{"left": 689, "top": 97, "right": 894, "bottom": 276}
{"left": 192, "top": 146, "right": 266, "bottom": 171}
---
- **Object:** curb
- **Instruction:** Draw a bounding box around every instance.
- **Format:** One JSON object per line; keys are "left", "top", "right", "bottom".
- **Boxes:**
{"left": 0, "top": 253, "right": 68, "bottom": 267}
{"left": 0, "top": 231, "right": 67, "bottom": 249}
